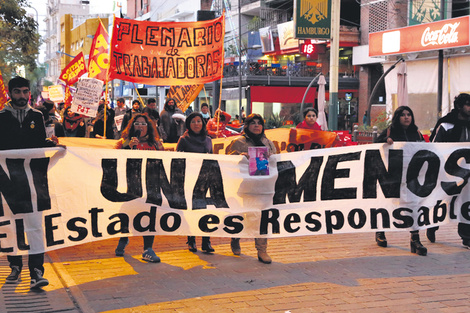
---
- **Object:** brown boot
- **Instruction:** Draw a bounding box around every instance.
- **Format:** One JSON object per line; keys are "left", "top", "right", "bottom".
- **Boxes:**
{"left": 255, "top": 238, "right": 271, "bottom": 264}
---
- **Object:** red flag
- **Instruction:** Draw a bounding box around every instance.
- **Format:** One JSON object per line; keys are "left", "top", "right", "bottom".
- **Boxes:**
{"left": 59, "top": 52, "right": 87, "bottom": 85}
{"left": 88, "top": 22, "right": 110, "bottom": 82}
{"left": 64, "top": 85, "right": 73, "bottom": 108}
{"left": 0, "top": 68, "right": 9, "bottom": 110}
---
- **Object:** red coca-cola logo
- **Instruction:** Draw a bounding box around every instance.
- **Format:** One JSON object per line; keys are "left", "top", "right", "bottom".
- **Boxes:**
{"left": 421, "top": 22, "right": 460, "bottom": 47}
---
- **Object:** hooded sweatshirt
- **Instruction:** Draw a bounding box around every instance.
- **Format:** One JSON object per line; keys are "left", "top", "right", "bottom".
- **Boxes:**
{"left": 0, "top": 103, "right": 56, "bottom": 150}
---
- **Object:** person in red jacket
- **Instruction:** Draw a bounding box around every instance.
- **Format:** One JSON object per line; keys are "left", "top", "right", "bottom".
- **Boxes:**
{"left": 207, "top": 109, "right": 232, "bottom": 138}
{"left": 296, "top": 108, "right": 322, "bottom": 130}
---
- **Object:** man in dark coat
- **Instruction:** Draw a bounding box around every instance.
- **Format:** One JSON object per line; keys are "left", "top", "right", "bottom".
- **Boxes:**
{"left": 427, "top": 93, "right": 470, "bottom": 248}
{"left": 159, "top": 98, "right": 185, "bottom": 143}
{"left": 0, "top": 76, "right": 58, "bottom": 289}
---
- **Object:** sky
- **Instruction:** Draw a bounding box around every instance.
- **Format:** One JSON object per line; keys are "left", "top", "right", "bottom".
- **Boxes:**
{"left": 24, "top": 0, "right": 125, "bottom": 63}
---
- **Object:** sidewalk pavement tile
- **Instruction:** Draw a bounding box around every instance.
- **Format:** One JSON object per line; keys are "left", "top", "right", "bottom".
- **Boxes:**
{"left": 1, "top": 224, "right": 470, "bottom": 312}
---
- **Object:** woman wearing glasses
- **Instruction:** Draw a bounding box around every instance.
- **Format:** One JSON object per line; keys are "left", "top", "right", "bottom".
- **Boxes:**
{"left": 114, "top": 113, "right": 164, "bottom": 262}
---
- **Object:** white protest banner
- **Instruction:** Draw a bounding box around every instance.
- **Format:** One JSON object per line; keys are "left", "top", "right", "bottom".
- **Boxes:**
{"left": 48, "top": 85, "right": 64, "bottom": 102}
{"left": 71, "top": 77, "right": 103, "bottom": 117}
{"left": 1, "top": 142, "right": 470, "bottom": 255}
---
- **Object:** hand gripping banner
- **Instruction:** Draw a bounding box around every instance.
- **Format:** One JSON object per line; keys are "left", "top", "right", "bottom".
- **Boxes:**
{"left": 108, "top": 15, "right": 225, "bottom": 85}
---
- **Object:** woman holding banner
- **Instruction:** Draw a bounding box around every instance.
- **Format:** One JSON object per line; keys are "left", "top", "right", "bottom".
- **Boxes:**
{"left": 375, "top": 106, "right": 427, "bottom": 256}
{"left": 176, "top": 112, "right": 215, "bottom": 253}
{"left": 226, "top": 113, "right": 277, "bottom": 264}
{"left": 114, "top": 113, "right": 164, "bottom": 262}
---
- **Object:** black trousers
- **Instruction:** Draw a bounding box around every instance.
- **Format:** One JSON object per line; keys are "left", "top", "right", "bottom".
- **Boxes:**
{"left": 458, "top": 223, "right": 470, "bottom": 240}
{"left": 7, "top": 253, "right": 44, "bottom": 276}
{"left": 430, "top": 223, "right": 470, "bottom": 240}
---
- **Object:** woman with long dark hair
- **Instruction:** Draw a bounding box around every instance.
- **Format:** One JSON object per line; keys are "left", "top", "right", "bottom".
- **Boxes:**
{"left": 114, "top": 113, "right": 163, "bottom": 262}
{"left": 375, "top": 106, "right": 427, "bottom": 256}
{"left": 176, "top": 112, "right": 215, "bottom": 253}
{"left": 226, "top": 113, "right": 277, "bottom": 264}
{"left": 62, "top": 107, "right": 86, "bottom": 137}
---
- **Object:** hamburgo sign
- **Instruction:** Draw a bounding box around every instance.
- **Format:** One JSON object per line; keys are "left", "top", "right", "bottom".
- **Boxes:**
{"left": 369, "top": 16, "right": 470, "bottom": 57}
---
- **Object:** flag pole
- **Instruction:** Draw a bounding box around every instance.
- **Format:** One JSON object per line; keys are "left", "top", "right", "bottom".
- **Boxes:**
{"left": 216, "top": 11, "right": 226, "bottom": 137}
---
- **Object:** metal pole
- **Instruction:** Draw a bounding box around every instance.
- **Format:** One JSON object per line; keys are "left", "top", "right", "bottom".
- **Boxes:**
{"left": 300, "top": 72, "right": 322, "bottom": 114}
{"left": 328, "top": 0, "right": 340, "bottom": 130}
{"left": 437, "top": 0, "right": 446, "bottom": 117}
{"left": 366, "top": 58, "right": 404, "bottom": 125}
{"left": 238, "top": 0, "right": 243, "bottom": 122}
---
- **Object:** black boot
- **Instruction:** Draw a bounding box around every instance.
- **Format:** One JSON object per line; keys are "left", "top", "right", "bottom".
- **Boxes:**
{"left": 201, "top": 237, "right": 214, "bottom": 253}
{"left": 410, "top": 233, "right": 427, "bottom": 256}
{"left": 375, "top": 232, "right": 387, "bottom": 247}
{"left": 426, "top": 227, "right": 438, "bottom": 243}
{"left": 187, "top": 236, "right": 197, "bottom": 252}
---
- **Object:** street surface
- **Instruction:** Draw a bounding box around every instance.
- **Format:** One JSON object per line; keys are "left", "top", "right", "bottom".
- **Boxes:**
{"left": 1, "top": 224, "right": 469, "bottom": 312}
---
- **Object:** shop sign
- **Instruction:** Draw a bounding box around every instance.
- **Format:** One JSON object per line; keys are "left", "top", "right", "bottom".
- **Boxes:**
{"left": 369, "top": 16, "right": 470, "bottom": 57}
{"left": 294, "top": 0, "right": 331, "bottom": 39}
{"left": 278, "top": 21, "right": 299, "bottom": 50}
{"left": 409, "top": 0, "right": 447, "bottom": 26}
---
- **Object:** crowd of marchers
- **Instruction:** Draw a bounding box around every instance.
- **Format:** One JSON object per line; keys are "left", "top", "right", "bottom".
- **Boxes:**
{"left": 1, "top": 75, "right": 470, "bottom": 290}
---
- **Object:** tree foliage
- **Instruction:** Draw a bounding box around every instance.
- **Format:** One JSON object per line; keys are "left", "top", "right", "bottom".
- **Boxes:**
{"left": 0, "top": 0, "right": 40, "bottom": 81}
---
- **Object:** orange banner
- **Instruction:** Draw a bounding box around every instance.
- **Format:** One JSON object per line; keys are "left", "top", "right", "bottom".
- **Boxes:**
{"left": 59, "top": 128, "right": 341, "bottom": 154}
{"left": 167, "top": 85, "right": 204, "bottom": 112}
{"left": 88, "top": 22, "right": 110, "bottom": 82}
{"left": 108, "top": 15, "right": 225, "bottom": 86}
{"left": 59, "top": 52, "right": 87, "bottom": 85}
{"left": 0, "top": 68, "right": 8, "bottom": 110}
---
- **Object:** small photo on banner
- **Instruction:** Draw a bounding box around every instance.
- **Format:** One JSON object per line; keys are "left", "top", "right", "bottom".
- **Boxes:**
{"left": 248, "top": 146, "right": 269, "bottom": 176}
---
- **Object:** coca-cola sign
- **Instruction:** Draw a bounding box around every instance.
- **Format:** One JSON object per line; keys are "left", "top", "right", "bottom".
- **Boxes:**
{"left": 369, "top": 16, "right": 469, "bottom": 57}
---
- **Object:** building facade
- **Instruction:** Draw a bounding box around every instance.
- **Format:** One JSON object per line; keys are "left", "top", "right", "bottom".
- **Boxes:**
{"left": 355, "top": 0, "right": 470, "bottom": 131}
{"left": 124, "top": 0, "right": 361, "bottom": 129}
{"left": 44, "top": 0, "right": 90, "bottom": 84}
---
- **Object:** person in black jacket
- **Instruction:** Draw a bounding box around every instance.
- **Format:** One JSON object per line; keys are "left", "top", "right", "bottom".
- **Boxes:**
{"left": 0, "top": 76, "right": 59, "bottom": 289}
{"left": 374, "top": 106, "right": 428, "bottom": 256}
{"left": 176, "top": 112, "right": 215, "bottom": 253}
{"left": 121, "top": 99, "right": 142, "bottom": 131}
{"left": 427, "top": 93, "right": 470, "bottom": 248}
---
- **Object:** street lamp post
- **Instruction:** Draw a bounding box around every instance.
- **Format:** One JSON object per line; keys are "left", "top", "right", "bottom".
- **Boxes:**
{"left": 238, "top": 0, "right": 243, "bottom": 121}
{"left": 56, "top": 50, "right": 76, "bottom": 58}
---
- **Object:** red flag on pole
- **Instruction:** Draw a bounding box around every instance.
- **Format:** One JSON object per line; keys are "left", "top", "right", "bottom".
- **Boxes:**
{"left": 64, "top": 85, "right": 73, "bottom": 108}
{"left": 59, "top": 52, "right": 87, "bottom": 85}
{"left": 88, "top": 22, "right": 110, "bottom": 82}
{"left": 0, "top": 68, "right": 9, "bottom": 110}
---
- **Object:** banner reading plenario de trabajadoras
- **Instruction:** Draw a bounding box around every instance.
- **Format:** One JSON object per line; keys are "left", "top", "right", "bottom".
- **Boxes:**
{"left": 107, "top": 15, "right": 225, "bottom": 85}
{"left": 2, "top": 142, "right": 470, "bottom": 255}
